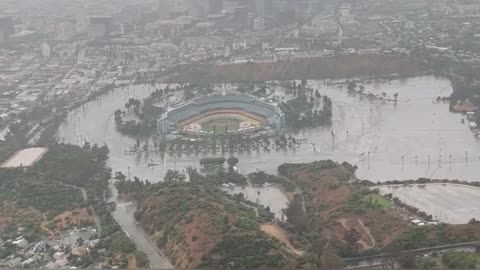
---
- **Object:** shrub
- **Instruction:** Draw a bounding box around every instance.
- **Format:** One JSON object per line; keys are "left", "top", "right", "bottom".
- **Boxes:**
{"left": 442, "top": 251, "right": 477, "bottom": 268}
{"left": 135, "top": 251, "right": 149, "bottom": 267}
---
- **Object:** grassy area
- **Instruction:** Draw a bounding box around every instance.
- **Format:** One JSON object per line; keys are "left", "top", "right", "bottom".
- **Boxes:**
{"left": 201, "top": 118, "right": 240, "bottom": 133}
{"left": 391, "top": 224, "right": 480, "bottom": 251}
{"left": 362, "top": 194, "right": 391, "bottom": 209}
{"left": 0, "top": 143, "right": 112, "bottom": 224}
{"left": 0, "top": 143, "right": 110, "bottom": 220}
{"left": 0, "top": 141, "right": 19, "bottom": 164}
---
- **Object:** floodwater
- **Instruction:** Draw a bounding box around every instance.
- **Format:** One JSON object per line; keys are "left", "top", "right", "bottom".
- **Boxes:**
{"left": 222, "top": 183, "right": 289, "bottom": 220}
{"left": 376, "top": 183, "right": 480, "bottom": 224}
{"left": 57, "top": 76, "right": 480, "bottom": 257}
{"left": 57, "top": 76, "right": 480, "bottom": 183}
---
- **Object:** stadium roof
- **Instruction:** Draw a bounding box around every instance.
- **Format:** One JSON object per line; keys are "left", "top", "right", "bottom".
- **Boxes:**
{"left": 164, "top": 94, "right": 278, "bottom": 123}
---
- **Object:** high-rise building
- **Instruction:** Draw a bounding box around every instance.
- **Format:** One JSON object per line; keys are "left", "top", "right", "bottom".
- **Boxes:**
{"left": 253, "top": 16, "right": 266, "bottom": 31}
{"left": 239, "top": 0, "right": 256, "bottom": 14}
{"left": 193, "top": 0, "right": 224, "bottom": 17}
{"left": 120, "top": 22, "right": 136, "bottom": 35}
{"left": 158, "top": 0, "right": 172, "bottom": 18}
{"left": 171, "top": 0, "right": 188, "bottom": 16}
{"left": 0, "top": 17, "right": 14, "bottom": 45}
{"left": 233, "top": 5, "right": 250, "bottom": 26}
{"left": 208, "top": 0, "right": 223, "bottom": 14}
{"left": 76, "top": 13, "right": 90, "bottom": 33}
{"left": 255, "top": 0, "right": 274, "bottom": 18}
{"left": 56, "top": 21, "right": 77, "bottom": 41}
{"left": 41, "top": 43, "right": 51, "bottom": 58}
{"left": 88, "top": 16, "right": 113, "bottom": 38}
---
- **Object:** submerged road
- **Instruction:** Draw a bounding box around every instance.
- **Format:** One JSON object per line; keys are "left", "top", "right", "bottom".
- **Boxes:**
{"left": 107, "top": 180, "right": 173, "bottom": 269}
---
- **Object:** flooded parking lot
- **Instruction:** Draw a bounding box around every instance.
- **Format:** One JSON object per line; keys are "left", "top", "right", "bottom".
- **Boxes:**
{"left": 221, "top": 183, "right": 289, "bottom": 219}
{"left": 57, "top": 76, "right": 480, "bottom": 183}
{"left": 376, "top": 183, "right": 480, "bottom": 224}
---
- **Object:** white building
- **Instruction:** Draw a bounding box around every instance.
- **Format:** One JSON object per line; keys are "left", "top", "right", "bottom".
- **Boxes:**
{"left": 253, "top": 17, "right": 266, "bottom": 31}
{"left": 41, "top": 43, "right": 51, "bottom": 58}
{"left": 12, "top": 237, "right": 29, "bottom": 248}
{"left": 469, "top": 121, "right": 478, "bottom": 129}
{"left": 56, "top": 21, "right": 77, "bottom": 41}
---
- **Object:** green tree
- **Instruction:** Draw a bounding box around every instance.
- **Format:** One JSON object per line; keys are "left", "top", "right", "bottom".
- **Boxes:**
{"left": 164, "top": 170, "right": 186, "bottom": 183}
{"left": 285, "top": 194, "right": 306, "bottom": 231}
{"left": 442, "top": 251, "right": 477, "bottom": 268}
{"left": 344, "top": 228, "right": 361, "bottom": 252}
{"left": 227, "top": 156, "right": 239, "bottom": 168}
{"left": 417, "top": 257, "right": 437, "bottom": 269}
{"left": 111, "top": 232, "right": 136, "bottom": 253}
{"left": 114, "top": 171, "right": 126, "bottom": 181}
{"left": 398, "top": 254, "right": 417, "bottom": 268}
{"left": 135, "top": 251, "right": 149, "bottom": 267}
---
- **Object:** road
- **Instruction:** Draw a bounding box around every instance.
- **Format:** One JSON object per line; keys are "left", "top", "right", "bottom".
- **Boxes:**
{"left": 107, "top": 180, "right": 173, "bottom": 269}
{"left": 344, "top": 241, "right": 480, "bottom": 265}
{"left": 59, "top": 178, "right": 172, "bottom": 268}
{"left": 78, "top": 187, "right": 103, "bottom": 237}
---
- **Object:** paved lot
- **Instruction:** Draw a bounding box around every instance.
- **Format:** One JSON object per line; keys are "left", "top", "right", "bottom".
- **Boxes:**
{"left": 377, "top": 183, "right": 480, "bottom": 224}
{"left": 1, "top": 147, "right": 47, "bottom": 167}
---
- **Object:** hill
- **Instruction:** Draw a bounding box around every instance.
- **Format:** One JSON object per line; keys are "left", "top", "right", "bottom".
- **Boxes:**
{"left": 278, "top": 161, "right": 410, "bottom": 255}
{"left": 0, "top": 143, "right": 146, "bottom": 268}
{"left": 277, "top": 160, "right": 480, "bottom": 260}
{"left": 134, "top": 182, "right": 298, "bottom": 269}
{"left": 117, "top": 160, "right": 480, "bottom": 268}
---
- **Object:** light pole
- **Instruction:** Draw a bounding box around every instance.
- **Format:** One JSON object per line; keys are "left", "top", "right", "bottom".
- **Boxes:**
{"left": 331, "top": 130, "right": 335, "bottom": 150}
{"left": 367, "top": 151, "right": 370, "bottom": 169}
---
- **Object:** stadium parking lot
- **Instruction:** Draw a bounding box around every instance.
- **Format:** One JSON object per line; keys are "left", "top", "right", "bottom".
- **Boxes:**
{"left": 376, "top": 183, "right": 480, "bottom": 224}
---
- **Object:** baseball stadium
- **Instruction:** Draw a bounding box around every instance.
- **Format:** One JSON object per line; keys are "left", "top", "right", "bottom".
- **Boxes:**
{"left": 157, "top": 94, "right": 285, "bottom": 137}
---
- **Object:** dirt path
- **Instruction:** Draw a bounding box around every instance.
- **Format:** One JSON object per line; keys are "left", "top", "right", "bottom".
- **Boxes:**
{"left": 57, "top": 181, "right": 103, "bottom": 237}
{"left": 78, "top": 187, "right": 103, "bottom": 237}
{"left": 261, "top": 223, "right": 304, "bottom": 256}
